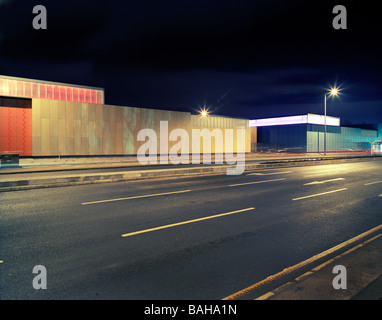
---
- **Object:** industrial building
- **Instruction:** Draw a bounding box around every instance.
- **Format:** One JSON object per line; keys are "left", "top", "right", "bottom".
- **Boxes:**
{"left": 0, "top": 75, "right": 250, "bottom": 157}
{"left": 1, "top": 74, "right": 381, "bottom": 158}
{"left": 250, "top": 114, "right": 382, "bottom": 153}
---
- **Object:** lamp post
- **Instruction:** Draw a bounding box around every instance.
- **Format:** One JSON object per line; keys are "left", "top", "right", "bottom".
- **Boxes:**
{"left": 324, "top": 87, "right": 340, "bottom": 155}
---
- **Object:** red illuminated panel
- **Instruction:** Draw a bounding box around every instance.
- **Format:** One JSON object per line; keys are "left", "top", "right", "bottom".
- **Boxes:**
{"left": 72, "top": 87, "right": 79, "bottom": 102}
{"left": 66, "top": 87, "right": 72, "bottom": 101}
{"left": 60, "top": 86, "right": 66, "bottom": 101}
{"left": 40, "top": 84, "right": 46, "bottom": 99}
{"left": 24, "top": 82, "right": 31, "bottom": 97}
{"left": 46, "top": 84, "right": 53, "bottom": 99}
{"left": 16, "top": 80, "right": 24, "bottom": 97}
{"left": 0, "top": 78, "right": 104, "bottom": 103}
{"left": 0, "top": 106, "right": 32, "bottom": 156}
{"left": 85, "top": 89, "right": 89, "bottom": 102}
{"left": 79, "top": 88, "right": 84, "bottom": 102}
{"left": 0, "top": 107, "right": 7, "bottom": 137}
{"left": 90, "top": 90, "right": 96, "bottom": 103}
{"left": 53, "top": 86, "right": 60, "bottom": 100}
{"left": 32, "top": 83, "right": 39, "bottom": 98}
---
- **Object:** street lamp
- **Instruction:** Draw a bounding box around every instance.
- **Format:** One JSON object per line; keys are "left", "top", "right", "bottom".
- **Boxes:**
{"left": 324, "top": 86, "right": 341, "bottom": 155}
{"left": 199, "top": 107, "right": 209, "bottom": 117}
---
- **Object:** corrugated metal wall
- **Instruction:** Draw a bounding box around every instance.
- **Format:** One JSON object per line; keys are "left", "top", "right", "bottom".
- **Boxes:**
{"left": 190, "top": 114, "right": 248, "bottom": 129}
{"left": 256, "top": 123, "right": 381, "bottom": 152}
{"left": 31, "top": 99, "right": 251, "bottom": 156}
{"left": 307, "top": 124, "right": 380, "bottom": 152}
{"left": 190, "top": 114, "right": 250, "bottom": 154}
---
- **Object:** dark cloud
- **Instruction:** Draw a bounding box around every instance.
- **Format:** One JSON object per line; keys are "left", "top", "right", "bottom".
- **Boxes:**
{"left": 0, "top": 0, "right": 381, "bottom": 123}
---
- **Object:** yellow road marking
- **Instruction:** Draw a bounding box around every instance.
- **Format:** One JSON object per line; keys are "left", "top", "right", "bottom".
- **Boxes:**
{"left": 82, "top": 189, "right": 192, "bottom": 205}
{"left": 229, "top": 178, "right": 286, "bottom": 187}
{"left": 223, "top": 224, "right": 382, "bottom": 300}
{"left": 292, "top": 188, "right": 347, "bottom": 201}
{"left": 121, "top": 207, "right": 255, "bottom": 238}
{"left": 364, "top": 181, "right": 382, "bottom": 186}
{"left": 304, "top": 178, "right": 345, "bottom": 185}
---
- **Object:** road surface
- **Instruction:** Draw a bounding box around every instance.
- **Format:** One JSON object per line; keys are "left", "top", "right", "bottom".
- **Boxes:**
{"left": 1, "top": 160, "right": 382, "bottom": 299}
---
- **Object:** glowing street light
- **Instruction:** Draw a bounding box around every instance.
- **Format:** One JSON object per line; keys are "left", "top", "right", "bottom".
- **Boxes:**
{"left": 199, "top": 107, "right": 209, "bottom": 117}
{"left": 324, "top": 85, "right": 341, "bottom": 155}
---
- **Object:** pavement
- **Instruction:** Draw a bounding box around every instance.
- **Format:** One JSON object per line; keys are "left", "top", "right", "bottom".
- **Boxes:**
{"left": 1, "top": 152, "right": 380, "bottom": 191}
{"left": 1, "top": 151, "right": 382, "bottom": 300}
{"left": 223, "top": 224, "right": 382, "bottom": 300}
{"left": 259, "top": 231, "right": 382, "bottom": 300}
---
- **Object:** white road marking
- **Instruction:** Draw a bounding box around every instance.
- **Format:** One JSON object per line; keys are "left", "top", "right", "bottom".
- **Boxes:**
{"left": 229, "top": 178, "right": 286, "bottom": 187}
{"left": 121, "top": 207, "right": 255, "bottom": 238}
{"left": 292, "top": 188, "right": 347, "bottom": 201}
{"left": 304, "top": 178, "right": 345, "bottom": 185}
{"left": 82, "top": 177, "right": 286, "bottom": 205}
{"left": 82, "top": 189, "right": 192, "bottom": 205}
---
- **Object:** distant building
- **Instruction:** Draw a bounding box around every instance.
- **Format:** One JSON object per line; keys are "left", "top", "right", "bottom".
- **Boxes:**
{"left": 250, "top": 114, "right": 382, "bottom": 153}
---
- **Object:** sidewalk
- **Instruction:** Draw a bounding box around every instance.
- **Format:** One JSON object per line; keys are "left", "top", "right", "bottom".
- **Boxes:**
{"left": 256, "top": 229, "right": 382, "bottom": 300}
{"left": 1, "top": 151, "right": 378, "bottom": 171}
{"left": 221, "top": 224, "right": 382, "bottom": 301}
{"left": 1, "top": 152, "right": 380, "bottom": 192}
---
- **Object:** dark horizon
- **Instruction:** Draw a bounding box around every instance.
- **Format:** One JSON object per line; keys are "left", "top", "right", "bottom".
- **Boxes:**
{"left": 1, "top": 0, "right": 381, "bottom": 124}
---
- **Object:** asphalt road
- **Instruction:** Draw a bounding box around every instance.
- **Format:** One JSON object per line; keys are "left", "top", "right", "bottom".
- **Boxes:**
{"left": 1, "top": 160, "right": 382, "bottom": 299}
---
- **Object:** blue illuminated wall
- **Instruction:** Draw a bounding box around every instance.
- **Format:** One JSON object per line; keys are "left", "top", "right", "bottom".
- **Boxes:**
{"left": 257, "top": 123, "right": 382, "bottom": 152}
{"left": 307, "top": 124, "right": 380, "bottom": 152}
{"left": 257, "top": 124, "right": 307, "bottom": 152}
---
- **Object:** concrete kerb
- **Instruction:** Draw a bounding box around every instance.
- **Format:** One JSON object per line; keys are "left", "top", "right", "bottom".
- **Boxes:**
{"left": 223, "top": 224, "right": 382, "bottom": 300}
{"left": 1, "top": 155, "right": 381, "bottom": 192}
{"left": 0, "top": 166, "right": 222, "bottom": 191}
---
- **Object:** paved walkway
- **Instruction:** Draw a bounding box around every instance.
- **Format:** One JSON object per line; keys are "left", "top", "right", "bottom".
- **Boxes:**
{"left": 257, "top": 228, "right": 382, "bottom": 300}
{"left": 1, "top": 152, "right": 377, "bottom": 174}
{"left": 1, "top": 152, "right": 379, "bottom": 191}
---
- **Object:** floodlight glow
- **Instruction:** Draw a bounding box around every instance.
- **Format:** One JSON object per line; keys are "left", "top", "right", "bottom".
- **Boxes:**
{"left": 327, "top": 85, "right": 341, "bottom": 97}
{"left": 199, "top": 107, "right": 209, "bottom": 117}
{"left": 249, "top": 114, "right": 340, "bottom": 127}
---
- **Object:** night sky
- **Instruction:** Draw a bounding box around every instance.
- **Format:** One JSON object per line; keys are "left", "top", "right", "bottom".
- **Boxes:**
{"left": 0, "top": 0, "right": 381, "bottom": 124}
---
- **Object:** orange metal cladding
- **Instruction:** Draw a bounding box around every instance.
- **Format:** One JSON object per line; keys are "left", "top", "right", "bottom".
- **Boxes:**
{"left": 0, "top": 106, "right": 32, "bottom": 156}
{"left": 0, "top": 77, "right": 103, "bottom": 104}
